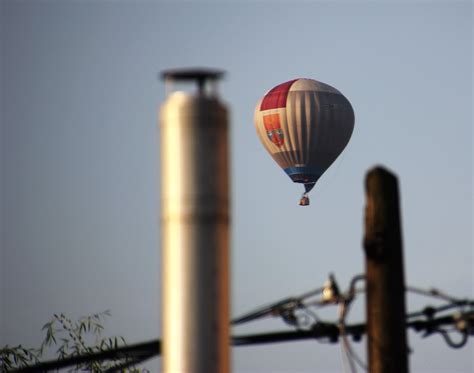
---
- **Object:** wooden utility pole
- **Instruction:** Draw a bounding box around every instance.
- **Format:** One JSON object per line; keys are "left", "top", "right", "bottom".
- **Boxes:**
{"left": 363, "top": 166, "right": 409, "bottom": 373}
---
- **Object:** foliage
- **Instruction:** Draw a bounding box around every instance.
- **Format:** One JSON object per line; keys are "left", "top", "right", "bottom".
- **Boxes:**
{"left": 0, "top": 311, "right": 149, "bottom": 372}
{"left": 0, "top": 345, "right": 39, "bottom": 370}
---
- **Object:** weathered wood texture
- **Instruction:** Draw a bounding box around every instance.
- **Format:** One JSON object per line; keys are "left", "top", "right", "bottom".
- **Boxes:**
{"left": 363, "top": 166, "right": 409, "bottom": 373}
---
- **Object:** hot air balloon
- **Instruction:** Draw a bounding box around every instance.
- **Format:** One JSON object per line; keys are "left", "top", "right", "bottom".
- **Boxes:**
{"left": 254, "top": 78, "right": 354, "bottom": 206}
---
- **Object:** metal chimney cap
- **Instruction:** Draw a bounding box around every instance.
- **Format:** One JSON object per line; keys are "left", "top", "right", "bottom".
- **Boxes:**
{"left": 161, "top": 67, "right": 225, "bottom": 82}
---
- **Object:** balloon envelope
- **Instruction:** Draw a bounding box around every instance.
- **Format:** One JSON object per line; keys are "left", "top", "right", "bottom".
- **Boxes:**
{"left": 254, "top": 78, "right": 354, "bottom": 200}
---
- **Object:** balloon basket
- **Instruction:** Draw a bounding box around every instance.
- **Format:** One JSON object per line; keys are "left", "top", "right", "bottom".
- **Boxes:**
{"left": 299, "top": 194, "right": 310, "bottom": 206}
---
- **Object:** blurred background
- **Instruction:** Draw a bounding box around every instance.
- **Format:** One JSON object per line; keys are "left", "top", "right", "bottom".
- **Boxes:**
{"left": 1, "top": 1, "right": 472, "bottom": 372}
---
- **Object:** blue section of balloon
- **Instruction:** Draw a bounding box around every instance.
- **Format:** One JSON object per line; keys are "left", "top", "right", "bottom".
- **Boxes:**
{"left": 283, "top": 166, "right": 323, "bottom": 181}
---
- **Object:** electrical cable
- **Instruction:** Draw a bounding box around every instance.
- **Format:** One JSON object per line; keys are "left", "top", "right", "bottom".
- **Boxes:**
{"left": 406, "top": 285, "right": 462, "bottom": 303}
{"left": 338, "top": 300, "right": 367, "bottom": 372}
{"left": 439, "top": 328, "right": 469, "bottom": 349}
{"left": 339, "top": 340, "right": 354, "bottom": 373}
{"left": 232, "top": 286, "right": 325, "bottom": 326}
{"left": 11, "top": 276, "right": 473, "bottom": 373}
{"left": 339, "top": 302, "right": 357, "bottom": 373}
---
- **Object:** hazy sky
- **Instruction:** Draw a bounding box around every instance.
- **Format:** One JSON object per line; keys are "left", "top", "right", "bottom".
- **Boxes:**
{"left": 1, "top": 1, "right": 472, "bottom": 372}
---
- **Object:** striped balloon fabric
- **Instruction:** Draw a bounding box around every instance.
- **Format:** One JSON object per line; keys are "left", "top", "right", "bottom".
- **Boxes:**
{"left": 254, "top": 78, "right": 354, "bottom": 206}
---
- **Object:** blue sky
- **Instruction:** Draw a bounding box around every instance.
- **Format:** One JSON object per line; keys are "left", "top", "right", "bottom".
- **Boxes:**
{"left": 1, "top": 1, "right": 472, "bottom": 372}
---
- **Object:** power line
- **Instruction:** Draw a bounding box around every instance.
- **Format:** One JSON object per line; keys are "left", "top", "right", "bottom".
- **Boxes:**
{"left": 8, "top": 273, "right": 474, "bottom": 372}
{"left": 10, "top": 304, "right": 473, "bottom": 372}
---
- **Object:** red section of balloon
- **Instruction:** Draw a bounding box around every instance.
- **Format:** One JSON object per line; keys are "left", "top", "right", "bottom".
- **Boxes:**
{"left": 260, "top": 79, "right": 298, "bottom": 110}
